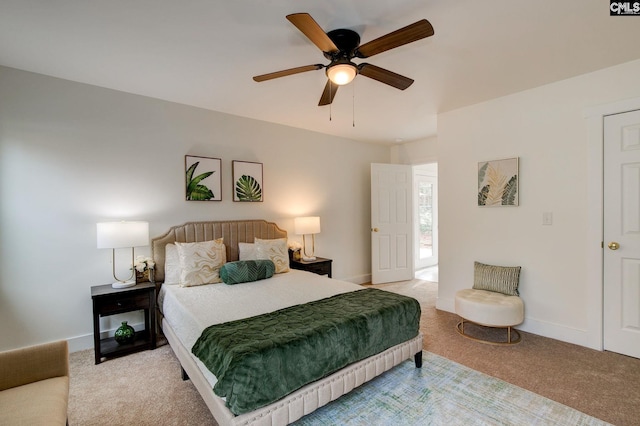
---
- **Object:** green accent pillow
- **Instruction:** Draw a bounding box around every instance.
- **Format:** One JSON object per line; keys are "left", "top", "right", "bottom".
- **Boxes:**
{"left": 220, "top": 260, "right": 275, "bottom": 285}
{"left": 473, "top": 261, "right": 521, "bottom": 296}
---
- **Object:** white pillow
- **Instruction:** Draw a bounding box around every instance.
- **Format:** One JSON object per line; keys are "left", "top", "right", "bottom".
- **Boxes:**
{"left": 255, "top": 238, "right": 289, "bottom": 273}
{"left": 238, "top": 242, "right": 257, "bottom": 261}
{"left": 164, "top": 244, "right": 181, "bottom": 285}
{"left": 175, "top": 238, "right": 226, "bottom": 287}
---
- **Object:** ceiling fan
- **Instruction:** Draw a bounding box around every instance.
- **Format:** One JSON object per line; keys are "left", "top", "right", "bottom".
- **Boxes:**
{"left": 253, "top": 13, "right": 434, "bottom": 106}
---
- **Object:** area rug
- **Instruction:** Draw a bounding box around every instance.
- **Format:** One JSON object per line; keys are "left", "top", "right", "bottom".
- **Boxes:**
{"left": 292, "top": 351, "right": 610, "bottom": 426}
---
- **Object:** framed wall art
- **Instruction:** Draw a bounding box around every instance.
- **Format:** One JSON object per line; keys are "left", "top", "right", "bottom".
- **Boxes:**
{"left": 232, "top": 160, "right": 263, "bottom": 202}
{"left": 185, "top": 155, "right": 222, "bottom": 201}
{"left": 477, "top": 157, "right": 519, "bottom": 206}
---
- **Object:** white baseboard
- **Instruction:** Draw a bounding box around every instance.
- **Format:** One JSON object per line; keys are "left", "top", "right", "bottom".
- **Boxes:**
{"left": 435, "top": 297, "right": 455, "bottom": 313}
{"left": 518, "top": 317, "right": 595, "bottom": 349}
{"left": 67, "top": 321, "right": 147, "bottom": 353}
{"left": 67, "top": 333, "right": 94, "bottom": 353}
{"left": 342, "top": 274, "right": 372, "bottom": 285}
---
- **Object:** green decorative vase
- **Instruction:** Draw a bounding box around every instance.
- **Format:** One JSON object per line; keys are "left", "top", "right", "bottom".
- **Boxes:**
{"left": 114, "top": 321, "right": 135, "bottom": 345}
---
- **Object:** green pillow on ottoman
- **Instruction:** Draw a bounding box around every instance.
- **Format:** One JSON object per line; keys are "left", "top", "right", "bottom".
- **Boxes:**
{"left": 473, "top": 261, "right": 521, "bottom": 296}
{"left": 220, "top": 260, "right": 275, "bottom": 285}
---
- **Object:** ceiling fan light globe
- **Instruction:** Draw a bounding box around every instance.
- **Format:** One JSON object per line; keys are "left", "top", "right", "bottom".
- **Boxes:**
{"left": 327, "top": 64, "right": 357, "bottom": 85}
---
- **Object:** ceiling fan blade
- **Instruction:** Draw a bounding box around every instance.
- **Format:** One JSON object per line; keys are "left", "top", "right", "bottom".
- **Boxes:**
{"left": 286, "top": 13, "right": 339, "bottom": 53}
{"left": 253, "top": 64, "right": 323, "bottom": 82}
{"left": 318, "top": 80, "right": 339, "bottom": 106}
{"left": 358, "top": 63, "right": 414, "bottom": 90}
{"left": 355, "top": 19, "right": 434, "bottom": 58}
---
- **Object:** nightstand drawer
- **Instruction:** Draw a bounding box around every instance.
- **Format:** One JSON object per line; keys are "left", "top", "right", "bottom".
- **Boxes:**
{"left": 97, "top": 293, "right": 150, "bottom": 315}
{"left": 290, "top": 257, "right": 332, "bottom": 278}
{"left": 302, "top": 262, "right": 330, "bottom": 275}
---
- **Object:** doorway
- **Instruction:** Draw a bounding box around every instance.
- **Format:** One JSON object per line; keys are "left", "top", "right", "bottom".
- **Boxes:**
{"left": 414, "top": 163, "right": 438, "bottom": 274}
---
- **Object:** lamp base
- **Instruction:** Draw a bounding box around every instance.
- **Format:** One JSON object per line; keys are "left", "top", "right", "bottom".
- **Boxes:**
{"left": 302, "top": 255, "right": 317, "bottom": 261}
{"left": 112, "top": 280, "right": 136, "bottom": 289}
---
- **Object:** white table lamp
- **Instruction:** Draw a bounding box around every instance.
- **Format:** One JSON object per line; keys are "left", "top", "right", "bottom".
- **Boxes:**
{"left": 97, "top": 221, "right": 149, "bottom": 288}
{"left": 294, "top": 216, "right": 321, "bottom": 261}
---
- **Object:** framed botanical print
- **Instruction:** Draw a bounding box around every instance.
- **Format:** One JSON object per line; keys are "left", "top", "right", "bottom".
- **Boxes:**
{"left": 232, "top": 160, "right": 263, "bottom": 202}
{"left": 477, "top": 157, "right": 519, "bottom": 206}
{"left": 185, "top": 155, "right": 222, "bottom": 201}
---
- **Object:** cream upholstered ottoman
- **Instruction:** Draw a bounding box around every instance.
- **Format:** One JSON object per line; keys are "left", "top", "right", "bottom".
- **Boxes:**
{"left": 455, "top": 288, "right": 524, "bottom": 344}
{"left": 455, "top": 262, "right": 524, "bottom": 345}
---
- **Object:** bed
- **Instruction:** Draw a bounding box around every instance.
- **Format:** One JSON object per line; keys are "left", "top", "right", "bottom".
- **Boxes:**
{"left": 151, "top": 219, "right": 423, "bottom": 426}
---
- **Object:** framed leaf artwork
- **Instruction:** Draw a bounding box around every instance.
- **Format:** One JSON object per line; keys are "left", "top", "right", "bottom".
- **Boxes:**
{"left": 233, "top": 160, "right": 263, "bottom": 202}
{"left": 185, "top": 155, "right": 222, "bottom": 201}
{"left": 477, "top": 157, "right": 519, "bottom": 206}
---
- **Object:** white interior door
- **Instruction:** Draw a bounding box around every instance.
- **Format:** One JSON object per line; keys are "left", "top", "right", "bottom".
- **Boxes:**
{"left": 371, "top": 163, "right": 413, "bottom": 284}
{"left": 604, "top": 109, "right": 640, "bottom": 359}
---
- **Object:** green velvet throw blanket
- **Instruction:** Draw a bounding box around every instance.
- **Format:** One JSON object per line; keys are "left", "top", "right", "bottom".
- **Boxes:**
{"left": 191, "top": 288, "right": 421, "bottom": 415}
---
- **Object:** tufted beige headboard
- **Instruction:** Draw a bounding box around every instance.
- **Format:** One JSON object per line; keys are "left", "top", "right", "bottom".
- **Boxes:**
{"left": 151, "top": 219, "right": 287, "bottom": 283}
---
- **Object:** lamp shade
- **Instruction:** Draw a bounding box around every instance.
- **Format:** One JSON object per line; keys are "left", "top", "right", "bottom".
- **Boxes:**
{"left": 97, "top": 221, "right": 149, "bottom": 249}
{"left": 326, "top": 63, "right": 357, "bottom": 86}
{"left": 294, "top": 216, "right": 321, "bottom": 235}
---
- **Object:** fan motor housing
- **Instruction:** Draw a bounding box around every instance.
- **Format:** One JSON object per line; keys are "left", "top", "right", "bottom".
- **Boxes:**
{"left": 325, "top": 28, "right": 360, "bottom": 59}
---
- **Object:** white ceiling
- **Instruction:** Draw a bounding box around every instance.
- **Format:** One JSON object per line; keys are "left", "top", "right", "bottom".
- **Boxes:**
{"left": 2, "top": 1, "right": 640, "bottom": 144}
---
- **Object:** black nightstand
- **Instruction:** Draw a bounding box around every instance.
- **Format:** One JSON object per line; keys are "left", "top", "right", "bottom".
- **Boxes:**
{"left": 290, "top": 257, "right": 333, "bottom": 278}
{"left": 91, "top": 282, "right": 156, "bottom": 364}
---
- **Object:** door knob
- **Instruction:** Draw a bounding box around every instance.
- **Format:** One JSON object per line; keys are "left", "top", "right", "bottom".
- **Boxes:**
{"left": 372, "top": 228, "right": 379, "bottom": 232}
{"left": 608, "top": 242, "right": 620, "bottom": 250}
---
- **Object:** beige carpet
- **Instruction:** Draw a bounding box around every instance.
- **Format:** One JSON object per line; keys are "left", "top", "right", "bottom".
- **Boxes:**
{"left": 69, "top": 341, "right": 215, "bottom": 425}
{"left": 69, "top": 278, "right": 640, "bottom": 425}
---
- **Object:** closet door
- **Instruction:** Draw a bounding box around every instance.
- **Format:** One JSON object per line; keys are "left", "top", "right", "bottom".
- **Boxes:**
{"left": 603, "top": 109, "right": 640, "bottom": 359}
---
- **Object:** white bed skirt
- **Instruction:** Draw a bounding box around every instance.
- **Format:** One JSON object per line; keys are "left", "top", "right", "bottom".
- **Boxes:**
{"left": 163, "top": 318, "right": 424, "bottom": 426}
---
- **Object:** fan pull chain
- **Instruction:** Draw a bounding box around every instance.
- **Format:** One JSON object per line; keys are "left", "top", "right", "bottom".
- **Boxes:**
{"left": 352, "top": 79, "right": 356, "bottom": 127}
{"left": 329, "top": 81, "right": 333, "bottom": 122}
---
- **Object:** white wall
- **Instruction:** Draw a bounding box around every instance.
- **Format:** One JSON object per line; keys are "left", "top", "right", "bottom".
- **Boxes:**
{"left": 436, "top": 59, "right": 640, "bottom": 348}
{"left": 0, "top": 66, "right": 389, "bottom": 352}
{"left": 390, "top": 136, "right": 437, "bottom": 165}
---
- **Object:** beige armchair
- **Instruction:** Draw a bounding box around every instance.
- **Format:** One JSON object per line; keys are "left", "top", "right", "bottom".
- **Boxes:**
{"left": 0, "top": 340, "right": 69, "bottom": 425}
